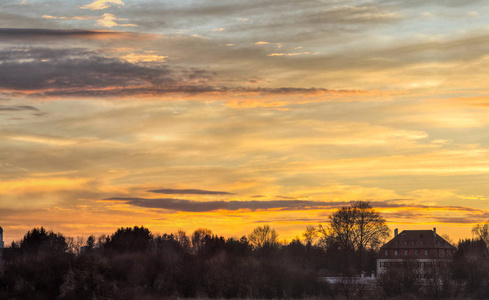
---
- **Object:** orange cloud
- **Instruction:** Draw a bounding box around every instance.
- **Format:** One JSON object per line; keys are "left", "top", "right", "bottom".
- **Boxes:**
{"left": 80, "top": 0, "right": 124, "bottom": 10}
{"left": 0, "top": 177, "right": 90, "bottom": 195}
{"left": 97, "top": 13, "right": 138, "bottom": 28}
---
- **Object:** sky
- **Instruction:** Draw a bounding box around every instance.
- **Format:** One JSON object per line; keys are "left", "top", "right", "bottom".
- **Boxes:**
{"left": 1, "top": 0, "right": 489, "bottom": 244}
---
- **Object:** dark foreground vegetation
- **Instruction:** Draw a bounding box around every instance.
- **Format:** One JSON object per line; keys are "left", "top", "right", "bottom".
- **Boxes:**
{"left": 0, "top": 226, "right": 334, "bottom": 300}
{"left": 0, "top": 202, "right": 489, "bottom": 299}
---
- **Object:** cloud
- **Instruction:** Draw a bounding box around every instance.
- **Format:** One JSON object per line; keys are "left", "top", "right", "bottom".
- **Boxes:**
{"left": 80, "top": 0, "right": 124, "bottom": 10}
{"left": 0, "top": 105, "right": 39, "bottom": 111}
{"left": 42, "top": 15, "right": 92, "bottom": 21}
{"left": 0, "top": 47, "right": 212, "bottom": 96}
{"left": 254, "top": 41, "right": 282, "bottom": 48}
{"left": 148, "top": 188, "right": 233, "bottom": 195}
{"left": 103, "top": 196, "right": 489, "bottom": 226}
{"left": 0, "top": 28, "right": 130, "bottom": 40}
{"left": 103, "top": 197, "right": 403, "bottom": 212}
{"left": 267, "top": 52, "right": 316, "bottom": 57}
{"left": 104, "top": 197, "right": 228, "bottom": 212}
{"left": 0, "top": 46, "right": 375, "bottom": 99}
{"left": 97, "top": 13, "right": 137, "bottom": 28}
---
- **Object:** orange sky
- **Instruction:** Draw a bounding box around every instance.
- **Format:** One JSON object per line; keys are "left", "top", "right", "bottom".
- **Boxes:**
{"left": 1, "top": 0, "right": 489, "bottom": 245}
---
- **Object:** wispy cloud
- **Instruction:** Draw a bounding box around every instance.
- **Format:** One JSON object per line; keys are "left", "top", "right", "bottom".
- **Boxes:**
{"left": 0, "top": 105, "right": 39, "bottom": 111}
{"left": 148, "top": 188, "right": 233, "bottom": 195}
{"left": 102, "top": 196, "right": 489, "bottom": 226}
{"left": 97, "top": 13, "right": 137, "bottom": 28}
{"left": 80, "top": 0, "right": 124, "bottom": 10}
{"left": 0, "top": 28, "right": 133, "bottom": 40}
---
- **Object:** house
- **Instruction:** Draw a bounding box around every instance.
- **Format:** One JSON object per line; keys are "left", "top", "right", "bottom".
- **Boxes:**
{"left": 377, "top": 228, "right": 456, "bottom": 277}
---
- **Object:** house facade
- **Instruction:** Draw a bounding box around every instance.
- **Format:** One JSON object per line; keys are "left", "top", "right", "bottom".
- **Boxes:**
{"left": 377, "top": 228, "right": 456, "bottom": 276}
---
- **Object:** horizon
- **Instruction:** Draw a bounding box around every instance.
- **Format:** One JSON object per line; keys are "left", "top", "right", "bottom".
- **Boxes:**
{"left": 0, "top": 221, "right": 477, "bottom": 246}
{"left": 1, "top": 0, "right": 489, "bottom": 245}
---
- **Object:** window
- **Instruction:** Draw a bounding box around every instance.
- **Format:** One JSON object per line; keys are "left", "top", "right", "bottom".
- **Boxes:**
{"left": 385, "top": 250, "right": 388, "bottom": 256}
{"left": 424, "top": 250, "right": 428, "bottom": 256}
{"left": 404, "top": 241, "right": 408, "bottom": 245}
{"left": 415, "top": 250, "right": 419, "bottom": 256}
{"left": 394, "top": 250, "right": 398, "bottom": 256}
{"left": 396, "top": 241, "right": 399, "bottom": 245}
{"left": 412, "top": 241, "right": 415, "bottom": 245}
{"left": 404, "top": 250, "right": 408, "bottom": 256}
{"left": 421, "top": 241, "right": 424, "bottom": 245}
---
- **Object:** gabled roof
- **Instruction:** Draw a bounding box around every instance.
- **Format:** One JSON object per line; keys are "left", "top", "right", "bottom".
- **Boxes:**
{"left": 380, "top": 230, "right": 455, "bottom": 250}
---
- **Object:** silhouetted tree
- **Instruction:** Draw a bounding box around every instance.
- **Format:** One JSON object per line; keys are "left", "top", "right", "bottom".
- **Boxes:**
{"left": 225, "top": 236, "right": 252, "bottom": 257}
{"left": 20, "top": 227, "right": 67, "bottom": 255}
{"left": 175, "top": 229, "right": 191, "bottom": 252}
{"left": 104, "top": 226, "right": 153, "bottom": 253}
{"left": 377, "top": 261, "right": 422, "bottom": 297}
{"left": 302, "top": 225, "right": 320, "bottom": 245}
{"left": 319, "top": 201, "right": 389, "bottom": 274}
{"left": 1, "top": 227, "right": 72, "bottom": 299}
{"left": 453, "top": 238, "right": 489, "bottom": 297}
{"left": 248, "top": 225, "right": 279, "bottom": 249}
{"left": 191, "top": 228, "right": 212, "bottom": 253}
{"left": 473, "top": 222, "right": 489, "bottom": 245}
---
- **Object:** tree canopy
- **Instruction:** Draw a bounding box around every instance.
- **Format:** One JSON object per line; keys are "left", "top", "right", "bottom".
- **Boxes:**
{"left": 319, "top": 201, "right": 389, "bottom": 273}
{"left": 248, "top": 225, "right": 279, "bottom": 248}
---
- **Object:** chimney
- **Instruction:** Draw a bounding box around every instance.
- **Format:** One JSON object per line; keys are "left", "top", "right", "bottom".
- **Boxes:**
{"left": 394, "top": 228, "right": 398, "bottom": 237}
{"left": 433, "top": 227, "right": 436, "bottom": 236}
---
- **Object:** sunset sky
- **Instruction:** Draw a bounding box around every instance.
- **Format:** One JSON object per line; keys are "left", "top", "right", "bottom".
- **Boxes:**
{"left": 2, "top": 0, "right": 489, "bottom": 244}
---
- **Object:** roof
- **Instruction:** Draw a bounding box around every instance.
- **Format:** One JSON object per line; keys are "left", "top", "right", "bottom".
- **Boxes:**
{"left": 0, "top": 226, "right": 3, "bottom": 233}
{"left": 380, "top": 230, "right": 455, "bottom": 250}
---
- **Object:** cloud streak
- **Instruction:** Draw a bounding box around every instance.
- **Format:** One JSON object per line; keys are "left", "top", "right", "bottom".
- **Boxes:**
{"left": 0, "top": 47, "right": 212, "bottom": 95}
{"left": 104, "top": 196, "right": 489, "bottom": 224}
{"left": 80, "top": 0, "right": 125, "bottom": 10}
{"left": 104, "top": 197, "right": 346, "bottom": 212}
{"left": 148, "top": 188, "right": 233, "bottom": 195}
{"left": 0, "top": 105, "right": 39, "bottom": 111}
{"left": 0, "top": 28, "right": 130, "bottom": 40}
{"left": 0, "top": 46, "right": 375, "bottom": 99}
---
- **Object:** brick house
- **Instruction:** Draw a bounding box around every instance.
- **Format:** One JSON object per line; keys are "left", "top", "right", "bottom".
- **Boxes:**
{"left": 377, "top": 228, "right": 456, "bottom": 276}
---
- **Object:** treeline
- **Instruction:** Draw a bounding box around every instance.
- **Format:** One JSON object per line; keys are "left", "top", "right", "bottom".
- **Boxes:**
{"left": 1, "top": 202, "right": 489, "bottom": 299}
{"left": 4, "top": 226, "right": 489, "bottom": 300}
{"left": 0, "top": 226, "right": 339, "bottom": 300}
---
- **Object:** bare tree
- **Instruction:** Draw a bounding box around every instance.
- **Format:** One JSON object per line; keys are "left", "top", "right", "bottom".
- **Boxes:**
{"left": 175, "top": 229, "right": 191, "bottom": 252}
{"left": 191, "top": 228, "right": 213, "bottom": 253}
{"left": 441, "top": 233, "right": 454, "bottom": 246}
{"left": 472, "top": 222, "right": 489, "bottom": 245}
{"left": 302, "top": 225, "right": 319, "bottom": 245}
{"left": 319, "top": 201, "right": 389, "bottom": 273}
{"left": 248, "top": 225, "right": 278, "bottom": 248}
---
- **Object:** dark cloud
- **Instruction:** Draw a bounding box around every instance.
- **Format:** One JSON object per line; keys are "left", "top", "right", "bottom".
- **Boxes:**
{"left": 148, "top": 188, "right": 233, "bottom": 195}
{"left": 0, "top": 47, "right": 213, "bottom": 95}
{"left": 0, "top": 47, "right": 367, "bottom": 98}
{"left": 276, "top": 195, "right": 298, "bottom": 200}
{"left": 0, "top": 105, "right": 39, "bottom": 111}
{"left": 105, "top": 197, "right": 228, "bottom": 212}
{"left": 104, "top": 197, "right": 489, "bottom": 226}
{"left": 105, "top": 197, "right": 360, "bottom": 212}
{"left": 0, "top": 28, "right": 129, "bottom": 40}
